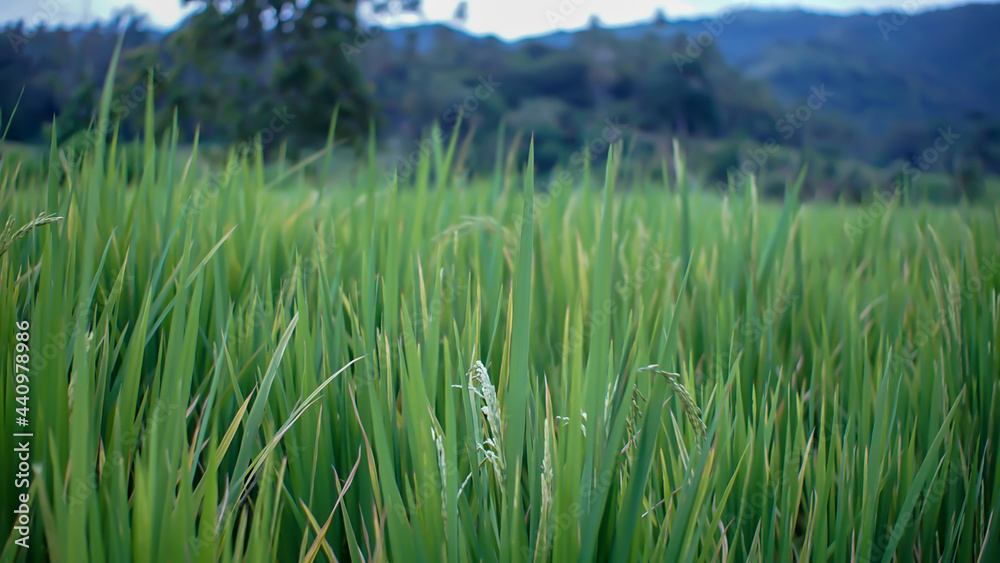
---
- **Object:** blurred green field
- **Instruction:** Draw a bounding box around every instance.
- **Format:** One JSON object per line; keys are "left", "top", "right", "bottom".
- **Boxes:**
{"left": 1, "top": 67, "right": 999, "bottom": 563}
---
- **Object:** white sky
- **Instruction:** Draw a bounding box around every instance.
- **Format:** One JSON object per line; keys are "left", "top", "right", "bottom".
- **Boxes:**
{"left": 0, "top": 0, "right": 979, "bottom": 40}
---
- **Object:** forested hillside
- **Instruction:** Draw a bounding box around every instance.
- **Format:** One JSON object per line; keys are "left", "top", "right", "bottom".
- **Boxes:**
{"left": 2, "top": 2, "right": 999, "bottom": 200}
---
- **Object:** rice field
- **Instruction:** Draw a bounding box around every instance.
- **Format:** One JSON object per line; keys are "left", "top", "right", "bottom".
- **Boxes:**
{"left": 1, "top": 66, "right": 999, "bottom": 562}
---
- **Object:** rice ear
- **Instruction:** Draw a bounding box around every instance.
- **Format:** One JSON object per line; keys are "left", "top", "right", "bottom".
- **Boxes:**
{"left": 0, "top": 212, "right": 62, "bottom": 259}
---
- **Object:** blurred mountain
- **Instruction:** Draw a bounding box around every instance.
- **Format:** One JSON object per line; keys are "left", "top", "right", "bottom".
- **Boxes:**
{"left": 377, "top": 3, "right": 1000, "bottom": 133}
{"left": 3, "top": 2, "right": 999, "bottom": 196}
{"left": 350, "top": 3, "right": 1000, "bottom": 169}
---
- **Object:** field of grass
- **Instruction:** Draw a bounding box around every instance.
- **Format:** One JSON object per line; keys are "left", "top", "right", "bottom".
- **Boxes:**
{"left": 2, "top": 66, "right": 1000, "bottom": 563}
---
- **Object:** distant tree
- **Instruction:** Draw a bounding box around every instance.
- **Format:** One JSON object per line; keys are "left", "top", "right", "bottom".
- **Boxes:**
{"left": 953, "top": 155, "right": 985, "bottom": 201}
{"left": 164, "top": 0, "right": 423, "bottom": 150}
{"left": 453, "top": 2, "right": 468, "bottom": 24}
{"left": 841, "top": 166, "right": 868, "bottom": 203}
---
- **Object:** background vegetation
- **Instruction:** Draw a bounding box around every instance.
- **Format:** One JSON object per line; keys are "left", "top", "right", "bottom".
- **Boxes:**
{"left": 3, "top": 2, "right": 1000, "bottom": 201}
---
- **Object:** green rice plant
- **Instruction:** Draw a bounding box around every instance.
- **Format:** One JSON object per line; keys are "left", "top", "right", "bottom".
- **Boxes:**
{"left": 0, "top": 56, "right": 998, "bottom": 563}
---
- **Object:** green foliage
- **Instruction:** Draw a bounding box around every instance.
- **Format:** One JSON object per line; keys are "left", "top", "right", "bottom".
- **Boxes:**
{"left": 355, "top": 26, "right": 782, "bottom": 171}
{"left": 1, "top": 67, "right": 999, "bottom": 562}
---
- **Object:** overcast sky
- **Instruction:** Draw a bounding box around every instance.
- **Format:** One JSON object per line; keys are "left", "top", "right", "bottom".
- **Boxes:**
{"left": 0, "top": 0, "right": 979, "bottom": 40}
